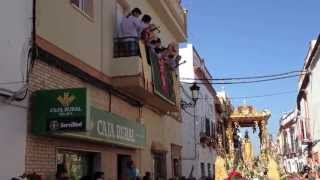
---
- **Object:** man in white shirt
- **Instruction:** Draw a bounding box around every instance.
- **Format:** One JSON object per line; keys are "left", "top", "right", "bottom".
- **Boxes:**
{"left": 119, "top": 8, "right": 147, "bottom": 38}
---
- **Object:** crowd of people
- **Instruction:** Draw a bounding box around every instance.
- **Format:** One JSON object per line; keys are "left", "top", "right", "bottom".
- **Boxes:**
{"left": 283, "top": 156, "right": 320, "bottom": 180}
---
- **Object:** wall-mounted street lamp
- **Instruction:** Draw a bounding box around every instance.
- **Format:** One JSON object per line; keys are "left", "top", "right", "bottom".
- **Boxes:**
{"left": 181, "top": 83, "right": 200, "bottom": 109}
{"left": 190, "top": 83, "right": 200, "bottom": 103}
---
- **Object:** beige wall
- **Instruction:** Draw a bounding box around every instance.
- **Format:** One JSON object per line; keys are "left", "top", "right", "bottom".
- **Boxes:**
{"left": 163, "top": 115, "right": 182, "bottom": 177}
{"left": 36, "top": 0, "right": 103, "bottom": 70}
{"left": 37, "top": 0, "right": 182, "bottom": 76}
{"left": 101, "top": 0, "right": 117, "bottom": 76}
{"left": 127, "top": 0, "right": 178, "bottom": 45}
{"left": 139, "top": 107, "right": 164, "bottom": 173}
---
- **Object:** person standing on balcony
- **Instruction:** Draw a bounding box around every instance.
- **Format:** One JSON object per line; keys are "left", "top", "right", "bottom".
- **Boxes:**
{"left": 119, "top": 8, "right": 149, "bottom": 39}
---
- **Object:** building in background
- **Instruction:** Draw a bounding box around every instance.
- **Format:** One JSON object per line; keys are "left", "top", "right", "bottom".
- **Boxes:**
{"left": 215, "top": 91, "right": 233, "bottom": 151}
{"left": 297, "top": 34, "right": 320, "bottom": 166}
{"left": 179, "top": 44, "right": 217, "bottom": 179}
{"left": 277, "top": 110, "right": 303, "bottom": 173}
{"left": 26, "top": 0, "right": 187, "bottom": 179}
{"left": 0, "top": 0, "right": 33, "bottom": 178}
{"left": 277, "top": 34, "right": 320, "bottom": 174}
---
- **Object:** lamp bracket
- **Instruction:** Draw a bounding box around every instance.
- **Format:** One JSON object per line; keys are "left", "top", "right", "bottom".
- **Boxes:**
{"left": 181, "top": 100, "right": 195, "bottom": 109}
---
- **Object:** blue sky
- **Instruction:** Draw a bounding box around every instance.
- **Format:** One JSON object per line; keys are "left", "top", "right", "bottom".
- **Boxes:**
{"left": 182, "top": 0, "right": 320, "bottom": 153}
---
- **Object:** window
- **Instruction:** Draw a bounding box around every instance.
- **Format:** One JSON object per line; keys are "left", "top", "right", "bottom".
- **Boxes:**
{"left": 171, "top": 144, "right": 182, "bottom": 177}
{"left": 283, "top": 132, "right": 288, "bottom": 155}
{"left": 200, "top": 117, "right": 205, "bottom": 132}
{"left": 207, "top": 163, "right": 212, "bottom": 177}
{"left": 301, "top": 120, "right": 305, "bottom": 139}
{"left": 205, "top": 118, "right": 211, "bottom": 137}
{"left": 200, "top": 162, "right": 205, "bottom": 177}
{"left": 211, "top": 121, "right": 215, "bottom": 137}
{"left": 71, "top": 0, "right": 93, "bottom": 18}
{"left": 290, "top": 128, "right": 295, "bottom": 152}
{"left": 173, "top": 159, "right": 180, "bottom": 177}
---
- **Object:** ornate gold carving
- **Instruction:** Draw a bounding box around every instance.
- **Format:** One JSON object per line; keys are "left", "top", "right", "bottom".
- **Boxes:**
{"left": 230, "top": 105, "right": 271, "bottom": 118}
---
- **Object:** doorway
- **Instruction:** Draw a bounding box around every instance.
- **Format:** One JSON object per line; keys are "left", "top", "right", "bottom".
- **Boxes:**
{"left": 117, "top": 154, "right": 132, "bottom": 180}
{"left": 153, "top": 152, "right": 166, "bottom": 180}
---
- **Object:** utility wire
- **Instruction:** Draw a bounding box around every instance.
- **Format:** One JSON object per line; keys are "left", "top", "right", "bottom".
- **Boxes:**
{"left": 180, "top": 70, "right": 306, "bottom": 81}
{"left": 181, "top": 74, "right": 303, "bottom": 85}
{"left": 196, "top": 90, "right": 297, "bottom": 100}
{"left": 230, "top": 90, "right": 297, "bottom": 100}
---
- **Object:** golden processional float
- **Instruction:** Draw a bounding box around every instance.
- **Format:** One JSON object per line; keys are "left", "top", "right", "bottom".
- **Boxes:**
{"left": 215, "top": 105, "right": 280, "bottom": 180}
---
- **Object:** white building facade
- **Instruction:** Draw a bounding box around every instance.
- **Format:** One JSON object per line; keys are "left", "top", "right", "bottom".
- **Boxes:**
{"left": 297, "top": 35, "right": 320, "bottom": 164}
{"left": 0, "top": 0, "right": 33, "bottom": 178}
{"left": 179, "top": 44, "right": 217, "bottom": 179}
{"left": 278, "top": 110, "right": 305, "bottom": 173}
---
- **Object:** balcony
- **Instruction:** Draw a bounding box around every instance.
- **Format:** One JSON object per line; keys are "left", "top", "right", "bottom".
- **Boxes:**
{"left": 111, "top": 37, "right": 178, "bottom": 112}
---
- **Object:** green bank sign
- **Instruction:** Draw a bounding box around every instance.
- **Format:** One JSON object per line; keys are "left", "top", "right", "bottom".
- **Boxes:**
{"left": 33, "top": 88, "right": 88, "bottom": 132}
{"left": 86, "top": 107, "right": 146, "bottom": 148}
{"left": 33, "top": 88, "right": 146, "bottom": 148}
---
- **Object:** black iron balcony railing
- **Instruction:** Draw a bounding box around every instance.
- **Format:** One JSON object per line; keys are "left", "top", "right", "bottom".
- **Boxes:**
{"left": 113, "top": 37, "right": 140, "bottom": 58}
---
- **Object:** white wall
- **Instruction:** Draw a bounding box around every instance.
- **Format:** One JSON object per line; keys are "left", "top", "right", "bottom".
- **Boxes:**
{"left": 0, "top": 0, "right": 32, "bottom": 95}
{"left": 180, "top": 83, "right": 198, "bottom": 177}
{"left": 0, "top": 98, "right": 28, "bottom": 179}
{"left": 180, "top": 82, "right": 216, "bottom": 178}
{"left": 179, "top": 44, "right": 195, "bottom": 84}
{"left": 309, "top": 48, "right": 320, "bottom": 152}
{"left": 179, "top": 44, "right": 216, "bottom": 178}
{"left": 299, "top": 97, "right": 309, "bottom": 139}
{"left": 0, "top": 0, "right": 32, "bottom": 178}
